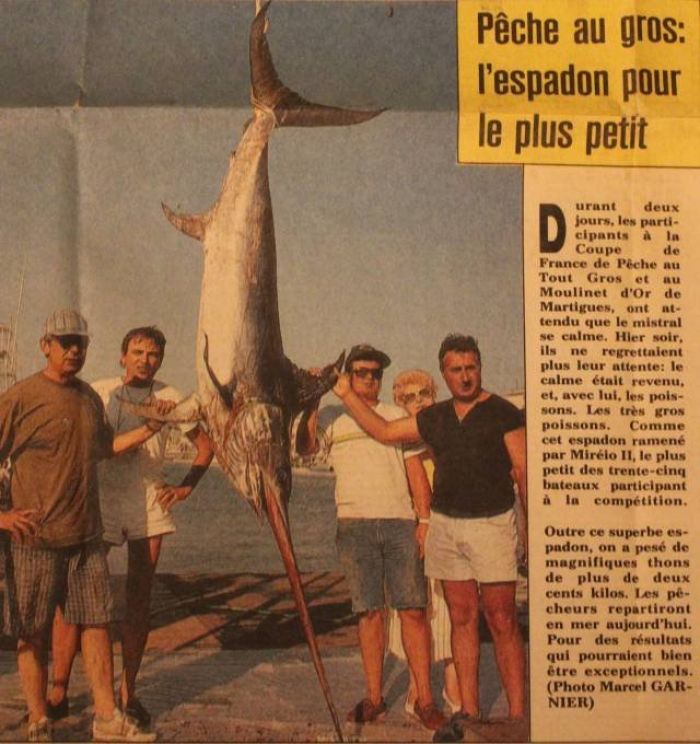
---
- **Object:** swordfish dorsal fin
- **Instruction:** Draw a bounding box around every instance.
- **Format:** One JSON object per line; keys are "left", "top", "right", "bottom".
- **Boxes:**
{"left": 161, "top": 201, "right": 211, "bottom": 242}
{"left": 250, "top": 1, "right": 385, "bottom": 128}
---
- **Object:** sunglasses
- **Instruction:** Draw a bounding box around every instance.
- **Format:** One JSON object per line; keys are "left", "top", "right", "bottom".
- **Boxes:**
{"left": 400, "top": 388, "right": 433, "bottom": 405}
{"left": 51, "top": 334, "right": 89, "bottom": 350}
{"left": 352, "top": 368, "right": 383, "bottom": 380}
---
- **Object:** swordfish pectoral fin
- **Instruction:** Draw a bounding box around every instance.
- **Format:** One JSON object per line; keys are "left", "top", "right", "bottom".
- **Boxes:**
{"left": 250, "top": 2, "right": 385, "bottom": 128}
{"left": 203, "top": 333, "right": 237, "bottom": 410}
{"left": 288, "top": 350, "right": 346, "bottom": 412}
{"left": 161, "top": 202, "right": 210, "bottom": 242}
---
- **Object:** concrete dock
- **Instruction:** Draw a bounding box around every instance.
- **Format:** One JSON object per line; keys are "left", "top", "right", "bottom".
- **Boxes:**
{"left": 0, "top": 572, "right": 529, "bottom": 742}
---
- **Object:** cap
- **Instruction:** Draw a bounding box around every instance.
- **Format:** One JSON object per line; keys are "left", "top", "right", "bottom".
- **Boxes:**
{"left": 43, "top": 309, "right": 89, "bottom": 338}
{"left": 344, "top": 343, "right": 391, "bottom": 372}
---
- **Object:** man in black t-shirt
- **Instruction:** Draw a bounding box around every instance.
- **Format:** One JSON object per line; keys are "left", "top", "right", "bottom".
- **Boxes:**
{"left": 333, "top": 334, "right": 527, "bottom": 738}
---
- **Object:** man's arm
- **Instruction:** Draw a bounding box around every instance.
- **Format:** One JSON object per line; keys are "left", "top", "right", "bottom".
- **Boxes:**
{"left": 505, "top": 426, "right": 527, "bottom": 563}
{"left": 504, "top": 426, "right": 527, "bottom": 511}
{"left": 111, "top": 398, "right": 178, "bottom": 456}
{"left": 157, "top": 426, "right": 215, "bottom": 511}
{"left": 296, "top": 404, "right": 321, "bottom": 456}
{"left": 112, "top": 422, "right": 162, "bottom": 455}
{"left": 333, "top": 374, "right": 420, "bottom": 444}
{"left": 405, "top": 454, "right": 432, "bottom": 558}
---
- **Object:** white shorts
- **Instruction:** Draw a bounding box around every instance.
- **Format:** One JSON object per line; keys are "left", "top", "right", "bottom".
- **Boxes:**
{"left": 100, "top": 485, "right": 176, "bottom": 545}
{"left": 425, "top": 509, "right": 517, "bottom": 584}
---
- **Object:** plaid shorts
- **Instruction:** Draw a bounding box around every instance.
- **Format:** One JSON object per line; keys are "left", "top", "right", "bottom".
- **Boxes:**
{"left": 3, "top": 538, "right": 113, "bottom": 641}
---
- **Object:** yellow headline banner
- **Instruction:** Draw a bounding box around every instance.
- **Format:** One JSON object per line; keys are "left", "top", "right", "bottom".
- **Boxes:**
{"left": 458, "top": 0, "right": 700, "bottom": 166}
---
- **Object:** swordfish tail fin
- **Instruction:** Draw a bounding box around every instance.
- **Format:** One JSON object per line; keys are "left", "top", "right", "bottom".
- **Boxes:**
{"left": 250, "top": 2, "right": 385, "bottom": 128}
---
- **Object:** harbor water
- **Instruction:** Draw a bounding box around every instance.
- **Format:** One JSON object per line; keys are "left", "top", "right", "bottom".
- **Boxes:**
{"left": 107, "top": 464, "right": 340, "bottom": 575}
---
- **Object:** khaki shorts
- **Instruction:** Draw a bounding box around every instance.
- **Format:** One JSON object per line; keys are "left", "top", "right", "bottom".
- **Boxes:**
{"left": 101, "top": 485, "right": 175, "bottom": 545}
{"left": 425, "top": 509, "right": 517, "bottom": 583}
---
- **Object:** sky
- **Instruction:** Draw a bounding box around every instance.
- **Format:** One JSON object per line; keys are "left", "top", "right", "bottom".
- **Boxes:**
{"left": 0, "top": 0, "right": 524, "bottom": 402}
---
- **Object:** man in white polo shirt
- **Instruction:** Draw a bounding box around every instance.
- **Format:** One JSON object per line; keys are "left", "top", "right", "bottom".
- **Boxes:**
{"left": 298, "top": 344, "right": 445, "bottom": 731}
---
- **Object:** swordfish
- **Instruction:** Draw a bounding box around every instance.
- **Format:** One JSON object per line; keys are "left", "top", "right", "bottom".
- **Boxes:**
{"left": 156, "top": 1, "right": 382, "bottom": 738}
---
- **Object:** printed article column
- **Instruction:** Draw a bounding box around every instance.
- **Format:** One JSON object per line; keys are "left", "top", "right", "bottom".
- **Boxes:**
{"left": 524, "top": 166, "right": 700, "bottom": 741}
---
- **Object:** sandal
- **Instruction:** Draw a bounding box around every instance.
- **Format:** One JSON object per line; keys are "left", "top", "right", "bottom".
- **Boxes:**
{"left": 433, "top": 711, "right": 478, "bottom": 742}
{"left": 413, "top": 702, "right": 447, "bottom": 731}
{"left": 346, "top": 697, "right": 387, "bottom": 723}
{"left": 46, "top": 698, "right": 69, "bottom": 721}
{"left": 120, "top": 697, "right": 152, "bottom": 729}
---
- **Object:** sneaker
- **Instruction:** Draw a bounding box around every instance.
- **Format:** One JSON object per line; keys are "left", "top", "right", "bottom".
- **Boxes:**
{"left": 120, "top": 698, "right": 152, "bottom": 729}
{"left": 92, "top": 708, "right": 157, "bottom": 742}
{"left": 433, "top": 711, "right": 478, "bottom": 743}
{"left": 346, "top": 697, "right": 387, "bottom": 723}
{"left": 27, "top": 717, "right": 52, "bottom": 742}
{"left": 413, "top": 702, "right": 447, "bottom": 731}
{"left": 46, "top": 698, "right": 69, "bottom": 721}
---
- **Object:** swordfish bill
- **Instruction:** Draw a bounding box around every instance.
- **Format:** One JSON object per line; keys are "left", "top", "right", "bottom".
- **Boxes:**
{"left": 160, "top": 2, "right": 383, "bottom": 739}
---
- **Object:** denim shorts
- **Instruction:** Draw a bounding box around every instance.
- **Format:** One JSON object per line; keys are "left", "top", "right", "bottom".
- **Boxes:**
{"left": 336, "top": 518, "right": 427, "bottom": 614}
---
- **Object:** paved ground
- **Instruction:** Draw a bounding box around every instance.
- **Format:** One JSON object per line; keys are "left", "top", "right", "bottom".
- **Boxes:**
{"left": 0, "top": 572, "right": 529, "bottom": 742}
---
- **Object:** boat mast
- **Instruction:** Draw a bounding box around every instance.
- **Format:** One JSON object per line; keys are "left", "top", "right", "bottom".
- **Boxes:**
{"left": 1, "top": 258, "right": 25, "bottom": 392}
{"left": 10, "top": 257, "right": 26, "bottom": 383}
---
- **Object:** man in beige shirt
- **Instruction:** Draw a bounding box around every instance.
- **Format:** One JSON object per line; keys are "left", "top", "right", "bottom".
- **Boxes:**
{"left": 0, "top": 310, "right": 163, "bottom": 743}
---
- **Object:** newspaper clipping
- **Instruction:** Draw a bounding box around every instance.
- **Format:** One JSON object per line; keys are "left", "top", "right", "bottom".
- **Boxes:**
{"left": 0, "top": 0, "right": 698, "bottom": 742}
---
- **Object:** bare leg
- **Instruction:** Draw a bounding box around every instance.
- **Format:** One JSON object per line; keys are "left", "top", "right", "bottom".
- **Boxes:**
{"left": 119, "top": 535, "right": 162, "bottom": 707}
{"left": 480, "top": 582, "right": 526, "bottom": 719}
{"left": 49, "top": 605, "right": 80, "bottom": 707}
{"left": 443, "top": 580, "right": 480, "bottom": 717}
{"left": 398, "top": 608, "right": 433, "bottom": 708}
{"left": 80, "top": 625, "right": 115, "bottom": 720}
{"left": 17, "top": 633, "right": 48, "bottom": 724}
{"left": 443, "top": 659, "right": 460, "bottom": 708}
{"left": 406, "top": 666, "right": 418, "bottom": 707}
{"left": 357, "top": 609, "right": 385, "bottom": 705}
